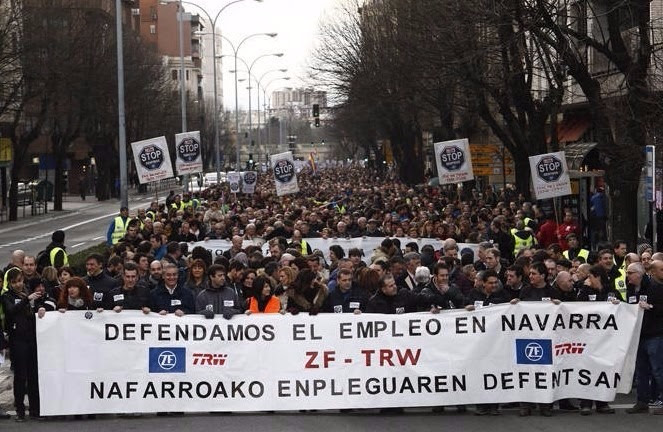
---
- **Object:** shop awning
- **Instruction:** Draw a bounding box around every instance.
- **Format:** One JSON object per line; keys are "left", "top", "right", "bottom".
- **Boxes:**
{"left": 564, "top": 142, "right": 598, "bottom": 170}
{"left": 547, "top": 117, "right": 591, "bottom": 144}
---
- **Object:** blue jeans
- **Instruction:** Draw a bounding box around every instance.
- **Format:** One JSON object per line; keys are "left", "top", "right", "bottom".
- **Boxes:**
{"left": 636, "top": 336, "right": 663, "bottom": 402}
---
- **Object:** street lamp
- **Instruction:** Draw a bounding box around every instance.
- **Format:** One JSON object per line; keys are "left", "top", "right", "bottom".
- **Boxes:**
{"left": 245, "top": 53, "right": 283, "bottom": 159}
{"left": 261, "top": 76, "right": 290, "bottom": 156}
{"left": 255, "top": 68, "right": 287, "bottom": 160}
{"left": 220, "top": 32, "right": 278, "bottom": 170}
{"left": 116, "top": 0, "right": 128, "bottom": 208}
{"left": 160, "top": 0, "right": 260, "bottom": 182}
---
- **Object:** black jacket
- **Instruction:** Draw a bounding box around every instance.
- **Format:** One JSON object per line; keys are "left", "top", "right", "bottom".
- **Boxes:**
{"left": 577, "top": 284, "right": 621, "bottom": 302}
{"left": 420, "top": 282, "right": 465, "bottom": 310}
{"left": 366, "top": 288, "right": 432, "bottom": 314}
{"left": 637, "top": 279, "right": 663, "bottom": 338}
{"left": 465, "top": 287, "right": 510, "bottom": 307}
{"left": 107, "top": 284, "right": 152, "bottom": 310}
{"left": 150, "top": 283, "right": 195, "bottom": 314}
{"left": 322, "top": 285, "right": 370, "bottom": 313}
{"left": 519, "top": 283, "right": 554, "bottom": 301}
{"left": 84, "top": 271, "right": 121, "bottom": 307}
{"left": 1, "top": 289, "right": 56, "bottom": 343}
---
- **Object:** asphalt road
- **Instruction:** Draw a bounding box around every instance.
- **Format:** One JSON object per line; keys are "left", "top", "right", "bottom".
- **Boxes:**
{"left": 0, "top": 195, "right": 157, "bottom": 258}
{"left": 0, "top": 403, "right": 660, "bottom": 432}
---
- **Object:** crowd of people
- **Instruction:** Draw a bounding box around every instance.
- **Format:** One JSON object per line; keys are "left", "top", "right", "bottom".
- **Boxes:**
{"left": 0, "top": 166, "right": 662, "bottom": 421}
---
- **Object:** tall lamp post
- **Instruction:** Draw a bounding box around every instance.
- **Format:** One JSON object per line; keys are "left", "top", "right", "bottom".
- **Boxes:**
{"left": 161, "top": 0, "right": 259, "bottom": 183}
{"left": 255, "top": 68, "right": 287, "bottom": 161}
{"left": 220, "top": 33, "right": 278, "bottom": 170}
{"left": 115, "top": 0, "right": 128, "bottom": 208}
{"left": 245, "top": 53, "right": 283, "bottom": 161}
{"left": 260, "top": 76, "right": 290, "bottom": 158}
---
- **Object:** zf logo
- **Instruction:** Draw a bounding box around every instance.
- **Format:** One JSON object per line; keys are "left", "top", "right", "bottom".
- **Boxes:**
{"left": 515, "top": 339, "right": 553, "bottom": 365}
{"left": 554, "top": 342, "right": 587, "bottom": 356}
{"left": 149, "top": 347, "right": 186, "bottom": 373}
{"left": 193, "top": 353, "right": 228, "bottom": 366}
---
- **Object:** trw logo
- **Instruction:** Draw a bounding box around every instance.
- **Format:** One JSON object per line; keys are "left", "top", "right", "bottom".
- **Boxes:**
{"left": 192, "top": 353, "right": 228, "bottom": 366}
{"left": 554, "top": 342, "right": 587, "bottom": 356}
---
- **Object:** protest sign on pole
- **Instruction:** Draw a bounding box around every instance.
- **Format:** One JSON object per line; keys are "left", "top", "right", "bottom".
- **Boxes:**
{"left": 227, "top": 172, "right": 241, "bottom": 194}
{"left": 174, "top": 131, "right": 203, "bottom": 175}
{"left": 271, "top": 151, "right": 299, "bottom": 196}
{"left": 38, "top": 304, "right": 641, "bottom": 415}
{"left": 433, "top": 139, "right": 475, "bottom": 185}
{"left": 131, "top": 136, "right": 174, "bottom": 184}
{"left": 529, "top": 151, "right": 572, "bottom": 200}
{"left": 242, "top": 171, "right": 257, "bottom": 194}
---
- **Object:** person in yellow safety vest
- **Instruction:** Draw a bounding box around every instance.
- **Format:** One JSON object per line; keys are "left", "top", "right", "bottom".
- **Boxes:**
{"left": 612, "top": 240, "right": 628, "bottom": 300}
{"left": 562, "top": 233, "right": 589, "bottom": 262}
{"left": 510, "top": 220, "right": 535, "bottom": 256}
{"left": 179, "top": 193, "right": 199, "bottom": 211}
{"left": 107, "top": 206, "right": 130, "bottom": 245}
{"left": 171, "top": 195, "right": 185, "bottom": 211}
{"left": 290, "top": 229, "right": 312, "bottom": 255}
{"left": 47, "top": 230, "right": 69, "bottom": 269}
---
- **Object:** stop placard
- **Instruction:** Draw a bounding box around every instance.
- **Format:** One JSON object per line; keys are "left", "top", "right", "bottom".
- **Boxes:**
{"left": 177, "top": 137, "right": 200, "bottom": 162}
{"left": 139, "top": 145, "right": 164, "bottom": 171}
{"left": 439, "top": 145, "right": 465, "bottom": 171}
{"left": 244, "top": 172, "right": 257, "bottom": 185}
{"left": 273, "top": 159, "right": 295, "bottom": 183}
{"left": 536, "top": 155, "right": 564, "bottom": 182}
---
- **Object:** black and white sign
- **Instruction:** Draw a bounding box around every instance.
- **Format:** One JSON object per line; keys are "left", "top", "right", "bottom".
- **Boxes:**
{"left": 529, "top": 151, "right": 572, "bottom": 199}
{"left": 434, "top": 139, "right": 474, "bottom": 185}
{"left": 175, "top": 131, "right": 203, "bottom": 175}
{"left": 271, "top": 151, "right": 299, "bottom": 196}
{"left": 131, "top": 136, "right": 174, "bottom": 184}
{"left": 242, "top": 171, "right": 257, "bottom": 194}
{"left": 227, "top": 172, "right": 241, "bottom": 194}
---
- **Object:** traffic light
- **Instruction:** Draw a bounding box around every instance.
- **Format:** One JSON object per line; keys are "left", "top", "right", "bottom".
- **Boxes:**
{"left": 312, "top": 104, "right": 320, "bottom": 118}
{"left": 314, "top": 117, "right": 320, "bottom": 127}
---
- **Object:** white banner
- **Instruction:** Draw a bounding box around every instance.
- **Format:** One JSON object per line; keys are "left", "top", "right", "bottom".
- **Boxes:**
{"left": 529, "top": 151, "right": 572, "bottom": 200}
{"left": 242, "top": 171, "right": 257, "bottom": 194}
{"left": 190, "top": 237, "right": 480, "bottom": 264}
{"left": 37, "top": 304, "right": 642, "bottom": 415}
{"left": 271, "top": 151, "right": 299, "bottom": 196}
{"left": 434, "top": 139, "right": 474, "bottom": 185}
{"left": 175, "top": 131, "right": 203, "bottom": 175}
{"left": 227, "top": 172, "right": 241, "bottom": 194}
{"left": 131, "top": 136, "right": 174, "bottom": 184}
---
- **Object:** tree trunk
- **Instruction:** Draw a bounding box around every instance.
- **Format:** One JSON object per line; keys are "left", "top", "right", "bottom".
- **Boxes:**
{"left": 53, "top": 146, "right": 64, "bottom": 211}
{"left": 513, "top": 154, "right": 531, "bottom": 200}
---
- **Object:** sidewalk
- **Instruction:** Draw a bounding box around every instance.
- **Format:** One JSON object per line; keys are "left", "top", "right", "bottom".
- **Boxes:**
{"left": 0, "top": 195, "right": 107, "bottom": 226}
{"left": 0, "top": 188, "right": 162, "bottom": 230}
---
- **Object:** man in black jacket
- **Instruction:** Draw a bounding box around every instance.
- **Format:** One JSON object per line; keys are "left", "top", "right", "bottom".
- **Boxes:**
{"left": 421, "top": 262, "right": 465, "bottom": 310}
{"left": 107, "top": 262, "right": 151, "bottom": 313}
{"left": 323, "top": 268, "right": 368, "bottom": 313}
{"left": 84, "top": 254, "right": 120, "bottom": 308}
{"left": 627, "top": 261, "right": 663, "bottom": 414}
{"left": 366, "top": 274, "right": 434, "bottom": 314}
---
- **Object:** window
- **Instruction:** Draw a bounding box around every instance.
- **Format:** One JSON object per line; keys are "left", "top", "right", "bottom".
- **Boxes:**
{"left": 150, "top": 24, "right": 156, "bottom": 34}
{"left": 171, "top": 69, "right": 178, "bottom": 81}
{"left": 186, "top": 70, "right": 190, "bottom": 81}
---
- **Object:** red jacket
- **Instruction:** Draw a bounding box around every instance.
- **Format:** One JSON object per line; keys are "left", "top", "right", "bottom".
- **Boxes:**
{"left": 536, "top": 220, "right": 558, "bottom": 248}
{"left": 557, "top": 222, "right": 580, "bottom": 250}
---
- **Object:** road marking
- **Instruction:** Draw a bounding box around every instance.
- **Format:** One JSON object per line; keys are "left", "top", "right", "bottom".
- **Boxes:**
{"left": 92, "top": 235, "right": 105, "bottom": 241}
{"left": 0, "top": 211, "right": 117, "bottom": 250}
{"left": 71, "top": 242, "right": 86, "bottom": 249}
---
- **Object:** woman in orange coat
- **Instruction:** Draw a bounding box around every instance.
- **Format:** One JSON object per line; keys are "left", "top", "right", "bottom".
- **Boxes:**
{"left": 245, "top": 276, "right": 281, "bottom": 314}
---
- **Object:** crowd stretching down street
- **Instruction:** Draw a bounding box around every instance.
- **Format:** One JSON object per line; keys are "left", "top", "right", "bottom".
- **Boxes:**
{"left": 0, "top": 165, "right": 662, "bottom": 421}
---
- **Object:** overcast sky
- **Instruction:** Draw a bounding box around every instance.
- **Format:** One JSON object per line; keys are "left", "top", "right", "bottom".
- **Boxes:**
{"left": 189, "top": 0, "right": 340, "bottom": 111}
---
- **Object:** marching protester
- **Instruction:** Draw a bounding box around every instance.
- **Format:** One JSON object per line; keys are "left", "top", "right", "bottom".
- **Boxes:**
{"left": 6, "top": 164, "right": 661, "bottom": 420}
{"left": 2, "top": 268, "right": 56, "bottom": 420}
